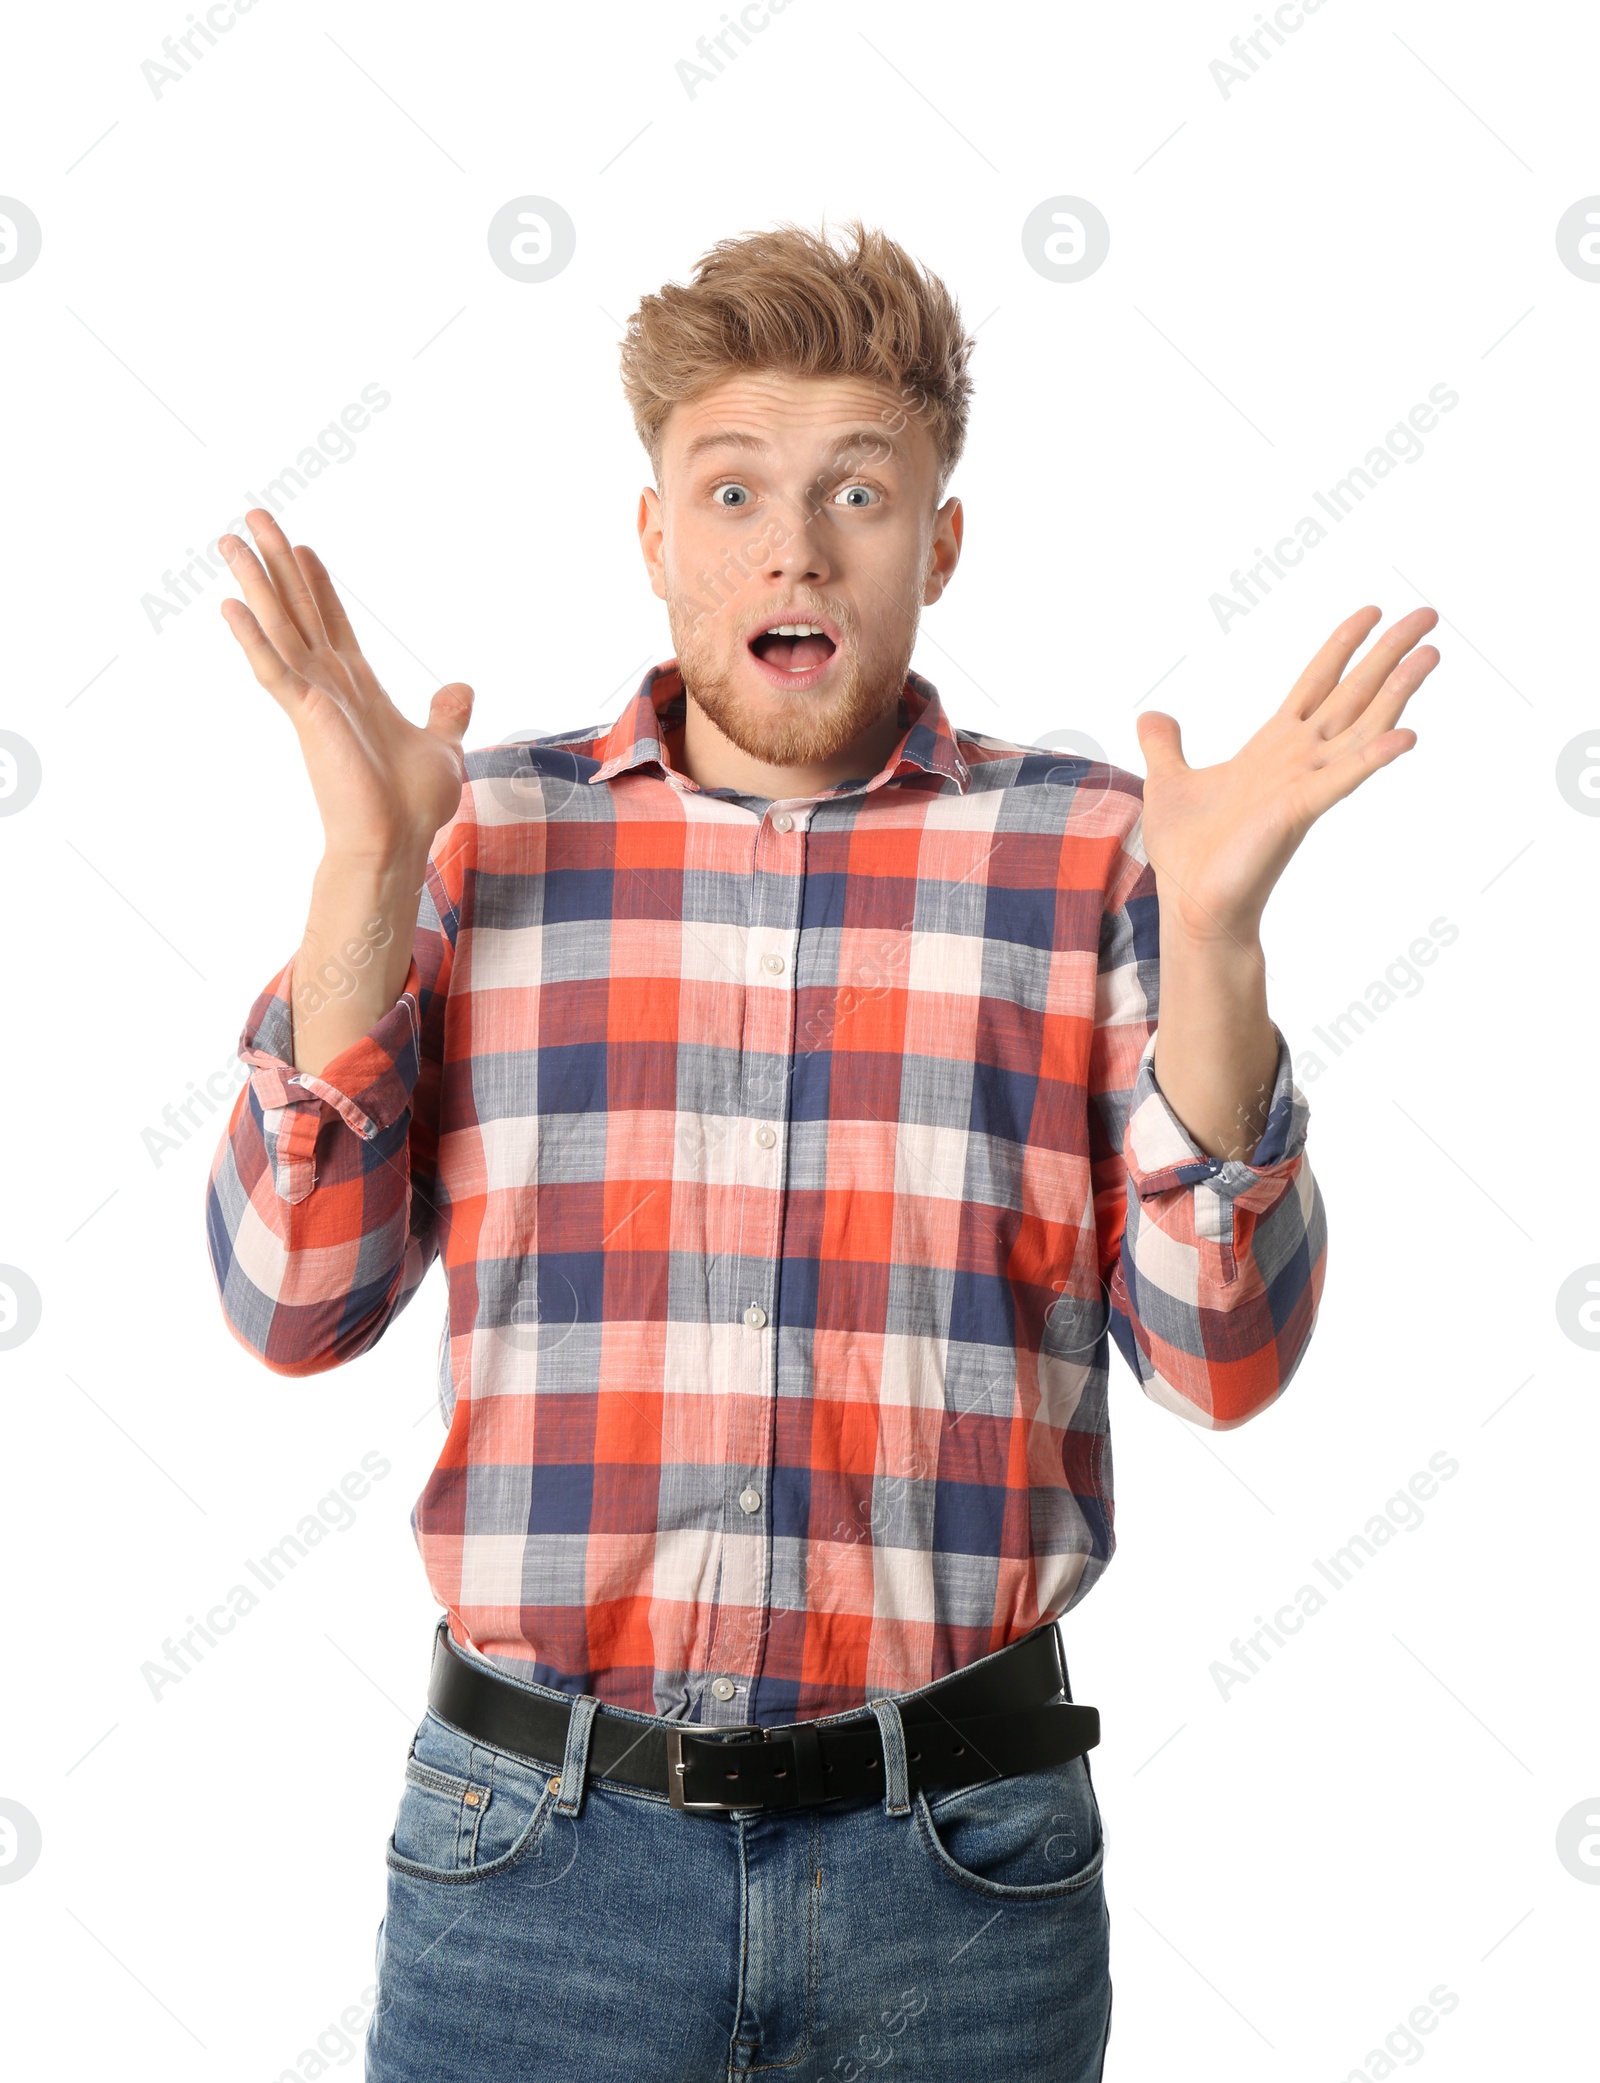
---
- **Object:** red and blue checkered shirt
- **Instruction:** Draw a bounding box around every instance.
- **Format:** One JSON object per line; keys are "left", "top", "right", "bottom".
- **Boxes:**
{"left": 206, "top": 666, "right": 1325, "bottom": 1724}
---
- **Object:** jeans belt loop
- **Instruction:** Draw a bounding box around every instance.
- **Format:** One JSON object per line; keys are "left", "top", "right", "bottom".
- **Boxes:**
{"left": 867, "top": 1696, "right": 912, "bottom": 1816}
{"left": 786, "top": 1719, "right": 826, "bottom": 1806}
{"left": 554, "top": 1694, "right": 600, "bottom": 1816}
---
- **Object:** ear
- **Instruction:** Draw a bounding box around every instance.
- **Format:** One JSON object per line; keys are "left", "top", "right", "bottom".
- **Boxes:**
{"left": 922, "top": 495, "right": 963, "bottom": 606}
{"left": 637, "top": 485, "right": 667, "bottom": 602}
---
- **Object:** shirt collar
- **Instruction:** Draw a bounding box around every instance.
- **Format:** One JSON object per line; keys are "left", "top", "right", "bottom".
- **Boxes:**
{"left": 589, "top": 661, "right": 971, "bottom": 795}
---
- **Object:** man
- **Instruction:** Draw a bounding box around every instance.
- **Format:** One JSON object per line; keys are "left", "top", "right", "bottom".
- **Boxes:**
{"left": 206, "top": 222, "right": 1437, "bottom": 2080}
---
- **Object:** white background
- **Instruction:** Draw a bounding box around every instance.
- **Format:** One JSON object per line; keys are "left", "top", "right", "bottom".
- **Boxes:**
{"left": 1, "top": 0, "right": 1595, "bottom": 2076}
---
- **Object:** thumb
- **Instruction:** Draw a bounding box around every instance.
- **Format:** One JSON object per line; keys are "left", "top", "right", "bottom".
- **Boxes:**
{"left": 1135, "top": 709, "right": 1187, "bottom": 778}
{"left": 425, "top": 681, "right": 475, "bottom": 746}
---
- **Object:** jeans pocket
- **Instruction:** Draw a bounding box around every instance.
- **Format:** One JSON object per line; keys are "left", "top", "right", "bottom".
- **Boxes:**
{"left": 913, "top": 1750, "right": 1106, "bottom": 1901}
{"left": 385, "top": 1709, "right": 560, "bottom": 1884}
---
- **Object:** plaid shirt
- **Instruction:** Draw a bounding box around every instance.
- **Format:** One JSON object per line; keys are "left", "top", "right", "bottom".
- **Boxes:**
{"left": 206, "top": 666, "right": 1325, "bottom": 1725}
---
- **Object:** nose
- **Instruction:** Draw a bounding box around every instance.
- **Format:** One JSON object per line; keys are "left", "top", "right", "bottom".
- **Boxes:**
{"left": 759, "top": 497, "right": 831, "bottom": 587}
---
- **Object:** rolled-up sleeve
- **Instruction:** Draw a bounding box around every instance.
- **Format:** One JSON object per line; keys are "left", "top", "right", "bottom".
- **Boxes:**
{"left": 1089, "top": 807, "right": 1327, "bottom": 1429}
{"left": 203, "top": 812, "right": 471, "bottom": 1377}
{"left": 235, "top": 961, "right": 424, "bottom": 1206}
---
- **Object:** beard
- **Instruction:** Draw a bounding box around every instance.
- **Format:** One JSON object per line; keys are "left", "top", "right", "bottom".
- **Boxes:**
{"left": 668, "top": 588, "right": 917, "bottom": 768}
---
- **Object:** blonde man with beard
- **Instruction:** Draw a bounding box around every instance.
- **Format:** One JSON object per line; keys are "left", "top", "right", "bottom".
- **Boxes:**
{"left": 208, "top": 221, "right": 1436, "bottom": 2079}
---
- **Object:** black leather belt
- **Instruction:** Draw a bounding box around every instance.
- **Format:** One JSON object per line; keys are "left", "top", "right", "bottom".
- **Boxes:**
{"left": 426, "top": 1620, "right": 1100, "bottom": 1815}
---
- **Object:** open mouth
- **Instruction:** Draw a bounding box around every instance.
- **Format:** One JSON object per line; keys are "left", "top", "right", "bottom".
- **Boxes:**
{"left": 747, "top": 620, "right": 838, "bottom": 675}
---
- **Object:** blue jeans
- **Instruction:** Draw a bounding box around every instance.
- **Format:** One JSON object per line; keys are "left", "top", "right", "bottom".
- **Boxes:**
{"left": 366, "top": 1650, "right": 1113, "bottom": 2081}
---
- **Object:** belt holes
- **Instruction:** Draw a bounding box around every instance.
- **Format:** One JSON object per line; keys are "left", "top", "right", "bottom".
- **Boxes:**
{"left": 773, "top": 1767, "right": 789, "bottom": 1778}
{"left": 725, "top": 1769, "right": 740, "bottom": 1781}
{"left": 951, "top": 1743, "right": 966, "bottom": 1756}
{"left": 908, "top": 1750, "right": 921, "bottom": 1762}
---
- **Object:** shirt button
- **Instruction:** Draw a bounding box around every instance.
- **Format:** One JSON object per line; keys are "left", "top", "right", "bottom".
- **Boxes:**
{"left": 711, "top": 1678, "right": 737, "bottom": 1702}
{"left": 760, "top": 952, "right": 785, "bottom": 974}
{"left": 743, "top": 1304, "right": 767, "bottom": 1329}
{"left": 738, "top": 1486, "right": 762, "bottom": 1515}
{"left": 771, "top": 811, "right": 794, "bottom": 834}
{"left": 754, "top": 1126, "right": 776, "bottom": 1149}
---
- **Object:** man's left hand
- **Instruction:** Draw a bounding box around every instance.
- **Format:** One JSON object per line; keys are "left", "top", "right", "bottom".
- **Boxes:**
{"left": 1136, "top": 604, "right": 1440, "bottom": 1161}
{"left": 1135, "top": 604, "right": 1440, "bottom": 947}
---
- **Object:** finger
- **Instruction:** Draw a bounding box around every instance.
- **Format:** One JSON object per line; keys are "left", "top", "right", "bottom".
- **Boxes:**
{"left": 1326, "top": 643, "right": 1439, "bottom": 754}
{"left": 424, "top": 682, "right": 476, "bottom": 747}
{"left": 1299, "top": 726, "right": 1418, "bottom": 820}
{"left": 219, "top": 529, "right": 315, "bottom": 671}
{"left": 293, "top": 544, "right": 363, "bottom": 659}
{"left": 240, "top": 506, "right": 327, "bottom": 650}
{"left": 1310, "top": 607, "right": 1439, "bottom": 739}
{"left": 1283, "top": 606, "right": 1383, "bottom": 718}
{"left": 219, "top": 596, "right": 310, "bottom": 717}
{"left": 1134, "top": 709, "right": 1189, "bottom": 779}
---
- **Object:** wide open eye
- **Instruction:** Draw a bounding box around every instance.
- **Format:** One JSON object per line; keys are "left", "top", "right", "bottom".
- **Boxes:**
{"left": 715, "top": 483, "right": 752, "bottom": 507}
{"left": 833, "top": 483, "right": 880, "bottom": 508}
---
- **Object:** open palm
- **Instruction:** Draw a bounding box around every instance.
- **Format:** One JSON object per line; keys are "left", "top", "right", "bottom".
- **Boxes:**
{"left": 219, "top": 506, "right": 473, "bottom": 862}
{"left": 1134, "top": 605, "right": 1440, "bottom": 946}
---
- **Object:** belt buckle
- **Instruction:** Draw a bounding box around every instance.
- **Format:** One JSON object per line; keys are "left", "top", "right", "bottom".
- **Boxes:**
{"left": 666, "top": 1724, "right": 766, "bottom": 1813}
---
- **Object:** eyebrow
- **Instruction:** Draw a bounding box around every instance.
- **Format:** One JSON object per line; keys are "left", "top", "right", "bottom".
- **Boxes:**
{"left": 677, "top": 424, "right": 905, "bottom": 470}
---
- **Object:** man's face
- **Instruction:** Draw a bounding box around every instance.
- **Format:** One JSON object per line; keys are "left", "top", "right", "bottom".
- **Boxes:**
{"left": 637, "top": 370, "right": 962, "bottom": 768}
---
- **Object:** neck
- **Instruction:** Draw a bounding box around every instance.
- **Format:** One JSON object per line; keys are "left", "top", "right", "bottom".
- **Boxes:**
{"left": 676, "top": 692, "right": 905, "bottom": 800}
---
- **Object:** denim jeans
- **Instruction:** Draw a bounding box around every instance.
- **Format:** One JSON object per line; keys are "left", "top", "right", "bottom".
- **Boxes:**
{"left": 366, "top": 1648, "right": 1112, "bottom": 2081}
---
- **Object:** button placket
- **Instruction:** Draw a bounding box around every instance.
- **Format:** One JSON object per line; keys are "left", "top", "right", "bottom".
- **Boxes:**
{"left": 714, "top": 811, "right": 805, "bottom": 1704}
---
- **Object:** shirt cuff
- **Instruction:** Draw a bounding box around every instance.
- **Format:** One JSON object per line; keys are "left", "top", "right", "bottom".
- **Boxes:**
{"left": 1123, "top": 1022, "right": 1308, "bottom": 1203}
{"left": 237, "top": 954, "right": 424, "bottom": 1147}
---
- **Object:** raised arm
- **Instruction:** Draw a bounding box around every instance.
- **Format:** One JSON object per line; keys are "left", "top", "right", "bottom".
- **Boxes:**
{"left": 1139, "top": 604, "right": 1440, "bottom": 1158}
{"left": 1088, "top": 815, "right": 1324, "bottom": 1429}
{"left": 1091, "top": 604, "right": 1439, "bottom": 1426}
{"left": 203, "top": 508, "right": 476, "bottom": 1374}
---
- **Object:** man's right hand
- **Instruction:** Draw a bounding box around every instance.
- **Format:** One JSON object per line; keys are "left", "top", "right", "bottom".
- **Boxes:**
{"left": 220, "top": 506, "right": 473, "bottom": 862}
{"left": 219, "top": 508, "right": 475, "bottom": 1075}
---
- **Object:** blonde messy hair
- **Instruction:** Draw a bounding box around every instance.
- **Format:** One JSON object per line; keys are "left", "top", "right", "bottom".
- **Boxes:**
{"left": 619, "top": 219, "right": 975, "bottom": 496}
